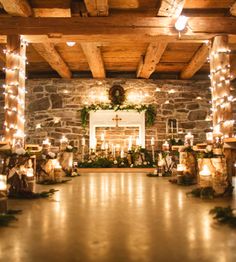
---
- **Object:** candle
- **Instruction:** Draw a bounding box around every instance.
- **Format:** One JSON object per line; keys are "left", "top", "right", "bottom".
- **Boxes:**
{"left": 177, "top": 164, "right": 186, "bottom": 172}
{"left": 128, "top": 136, "right": 132, "bottom": 151}
{"left": 151, "top": 137, "right": 155, "bottom": 146}
{"left": 120, "top": 148, "right": 124, "bottom": 158}
{"left": 101, "top": 142, "right": 105, "bottom": 150}
{"left": 162, "top": 141, "right": 169, "bottom": 151}
{"left": 136, "top": 137, "right": 140, "bottom": 146}
{"left": 184, "top": 132, "right": 194, "bottom": 146}
{"left": 81, "top": 137, "right": 85, "bottom": 146}
{"left": 26, "top": 167, "right": 34, "bottom": 177}
{"left": 206, "top": 132, "right": 213, "bottom": 143}
{"left": 101, "top": 133, "right": 105, "bottom": 142}
{"left": 42, "top": 138, "right": 51, "bottom": 146}
{"left": 60, "top": 136, "right": 68, "bottom": 144}
{"left": 0, "top": 174, "right": 7, "bottom": 191}
{"left": 199, "top": 165, "right": 211, "bottom": 176}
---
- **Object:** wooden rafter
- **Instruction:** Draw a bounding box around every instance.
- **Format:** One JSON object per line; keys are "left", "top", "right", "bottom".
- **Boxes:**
{"left": 0, "top": 0, "right": 32, "bottom": 17}
{"left": 84, "top": 0, "right": 109, "bottom": 16}
{"left": 137, "top": 42, "right": 168, "bottom": 79}
{"left": 32, "top": 43, "right": 71, "bottom": 79}
{"left": 230, "top": 2, "right": 236, "bottom": 16}
{"left": 157, "top": 0, "right": 185, "bottom": 18}
{"left": 80, "top": 43, "right": 105, "bottom": 78}
{"left": 180, "top": 43, "right": 209, "bottom": 79}
{"left": 0, "top": 45, "right": 5, "bottom": 62}
{"left": 0, "top": 0, "right": 72, "bottom": 79}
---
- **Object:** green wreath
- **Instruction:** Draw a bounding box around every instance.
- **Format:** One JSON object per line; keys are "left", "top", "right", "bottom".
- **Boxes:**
{"left": 109, "top": 85, "right": 125, "bottom": 105}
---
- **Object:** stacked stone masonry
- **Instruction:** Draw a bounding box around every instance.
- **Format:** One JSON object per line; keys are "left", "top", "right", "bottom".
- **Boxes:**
{"left": 0, "top": 78, "right": 235, "bottom": 150}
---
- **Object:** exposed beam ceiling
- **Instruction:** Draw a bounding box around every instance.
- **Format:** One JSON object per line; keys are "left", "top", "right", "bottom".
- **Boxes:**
{"left": 157, "top": 0, "right": 185, "bottom": 18}
{"left": 0, "top": 17, "right": 236, "bottom": 36}
{"left": 180, "top": 43, "right": 209, "bottom": 79}
{"left": 231, "top": 56, "right": 236, "bottom": 80}
{"left": 0, "top": 45, "right": 5, "bottom": 62}
{"left": 80, "top": 43, "right": 105, "bottom": 78}
{"left": 32, "top": 43, "right": 71, "bottom": 79}
{"left": 0, "top": 0, "right": 32, "bottom": 17}
{"left": 0, "top": 0, "right": 72, "bottom": 79}
{"left": 184, "top": 0, "right": 235, "bottom": 9}
{"left": 137, "top": 42, "right": 168, "bottom": 79}
{"left": 230, "top": 2, "right": 236, "bottom": 16}
{"left": 84, "top": 0, "right": 109, "bottom": 16}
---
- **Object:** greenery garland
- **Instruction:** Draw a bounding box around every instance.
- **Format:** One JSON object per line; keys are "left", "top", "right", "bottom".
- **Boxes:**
{"left": 80, "top": 104, "right": 156, "bottom": 128}
{"left": 210, "top": 206, "right": 236, "bottom": 227}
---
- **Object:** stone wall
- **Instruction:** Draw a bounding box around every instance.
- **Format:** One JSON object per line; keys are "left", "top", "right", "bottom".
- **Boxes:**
{"left": 0, "top": 78, "right": 235, "bottom": 150}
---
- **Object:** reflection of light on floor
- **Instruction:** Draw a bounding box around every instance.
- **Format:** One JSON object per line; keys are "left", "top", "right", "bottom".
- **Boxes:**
{"left": 151, "top": 184, "right": 156, "bottom": 204}
{"left": 136, "top": 177, "right": 144, "bottom": 207}
{"left": 54, "top": 191, "right": 61, "bottom": 213}
{"left": 177, "top": 191, "right": 184, "bottom": 210}
{"left": 202, "top": 212, "right": 211, "bottom": 242}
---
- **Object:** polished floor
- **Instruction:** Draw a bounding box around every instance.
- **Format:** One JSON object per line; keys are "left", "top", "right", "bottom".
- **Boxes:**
{"left": 0, "top": 173, "right": 236, "bottom": 262}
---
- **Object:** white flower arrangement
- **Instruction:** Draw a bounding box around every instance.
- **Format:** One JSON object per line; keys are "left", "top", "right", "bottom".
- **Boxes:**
{"left": 15, "top": 148, "right": 26, "bottom": 155}
{"left": 205, "top": 145, "right": 213, "bottom": 153}
{"left": 114, "top": 160, "right": 118, "bottom": 164}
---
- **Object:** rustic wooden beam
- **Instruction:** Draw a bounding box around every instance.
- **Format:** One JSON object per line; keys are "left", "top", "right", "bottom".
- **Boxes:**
{"left": 0, "top": 45, "right": 5, "bottom": 62}
{"left": 80, "top": 43, "right": 105, "bottom": 78}
{"left": 185, "top": 0, "right": 235, "bottom": 9}
{"left": 230, "top": 2, "right": 236, "bottom": 16}
{"left": 137, "top": 42, "right": 168, "bottom": 79}
{"left": 84, "top": 0, "right": 109, "bottom": 16}
{"left": 0, "top": 17, "right": 235, "bottom": 36}
{"left": 157, "top": 0, "right": 185, "bottom": 18}
{"left": 0, "top": 0, "right": 32, "bottom": 17}
{"left": 180, "top": 43, "right": 209, "bottom": 79}
{"left": 32, "top": 43, "right": 71, "bottom": 79}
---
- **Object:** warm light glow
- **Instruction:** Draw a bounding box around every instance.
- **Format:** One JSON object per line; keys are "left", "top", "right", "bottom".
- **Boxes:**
{"left": 206, "top": 132, "right": 213, "bottom": 142}
{"left": 177, "top": 164, "right": 186, "bottom": 172}
{"left": 60, "top": 136, "right": 68, "bottom": 144}
{"left": 175, "top": 16, "right": 188, "bottom": 31}
{"left": 66, "top": 41, "right": 76, "bottom": 47}
{"left": 200, "top": 165, "right": 211, "bottom": 177}
{"left": 0, "top": 174, "right": 7, "bottom": 191}
{"left": 42, "top": 138, "right": 51, "bottom": 145}
{"left": 26, "top": 168, "right": 34, "bottom": 178}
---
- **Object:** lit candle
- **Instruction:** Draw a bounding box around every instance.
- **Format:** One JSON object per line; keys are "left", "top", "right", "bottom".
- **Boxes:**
{"left": 0, "top": 175, "right": 7, "bottom": 191}
{"left": 200, "top": 165, "right": 211, "bottom": 177}
{"left": 120, "top": 148, "right": 125, "bottom": 158}
{"left": 81, "top": 137, "right": 85, "bottom": 146}
{"left": 136, "top": 137, "right": 140, "bottom": 146}
{"left": 26, "top": 167, "right": 34, "bottom": 177}
{"left": 101, "top": 133, "right": 105, "bottom": 142}
{"left": 184, "top": 132, "right": 194, "bottom": 146}
{"left": 128, "top": 136, "right": 132, "bottom": 151}
{"left": 151, "top": 137, "right": 155, "bottom": 146}
{"left": 42, "top": 138, "right": 51, "bottom": 146}
{"left": 177, "top": 164, "right": 186, "bottom": 172}
{"left": 206, "top": 132, "right": 213, "bottom": 143}
{"left": 60, "top": 136, "right": 68, "bottom": 144}
{"left": 162, "top": 141, "right": 169, "bottom": 151}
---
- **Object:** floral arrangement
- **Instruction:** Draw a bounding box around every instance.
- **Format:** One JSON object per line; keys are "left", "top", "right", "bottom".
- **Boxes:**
{"left": 80, "top": 103, "right": 156, "bottom": 128}
{"left": 64, "top": 145, "right": 77, "bottom": 153}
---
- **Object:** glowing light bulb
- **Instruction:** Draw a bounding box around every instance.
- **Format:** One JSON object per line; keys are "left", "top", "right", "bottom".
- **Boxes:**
{"left": 175, "top": 16, "right": 188, "bottom": 31}
{"left": 66, "top": 42, "right": 76, "bottom": 47}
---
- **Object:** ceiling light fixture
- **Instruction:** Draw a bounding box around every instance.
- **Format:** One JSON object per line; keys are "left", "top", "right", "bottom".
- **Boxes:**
{"left": 175, "top": 16, "right": 188, "bottom": 31}
{"left": 66, "top": 42, "right": 76, "bottom": 47}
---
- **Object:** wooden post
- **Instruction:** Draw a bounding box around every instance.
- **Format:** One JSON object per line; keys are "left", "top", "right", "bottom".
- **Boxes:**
{"left": 4, "top": 35, "right": 26, "bottom": 147}
{"left": 210, "top": 35, "right": 233, "bottom": 139}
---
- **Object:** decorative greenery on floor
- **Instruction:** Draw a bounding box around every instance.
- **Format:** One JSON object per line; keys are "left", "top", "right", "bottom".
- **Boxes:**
{"left": 8, "top": 189, "right": 58, "bottom": 199}
{"left": 80, "top": 104, "right": 156, "bottom": 127}
{"left": 37, "top": 179, "right": 71, "bottom": 185}
{"left": 210, "top": 206, "right": 236, "bottom": 228}
{"left": 169, "top": 174, "right": 197, "bottom": 186}
{"left": 0, "top": 210, "right": 22, "bottom": 227}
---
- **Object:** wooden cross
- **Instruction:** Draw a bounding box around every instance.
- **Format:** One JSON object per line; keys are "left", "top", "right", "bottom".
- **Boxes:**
{"left": 112, "top": 114, "right": 122, "bottom": 127}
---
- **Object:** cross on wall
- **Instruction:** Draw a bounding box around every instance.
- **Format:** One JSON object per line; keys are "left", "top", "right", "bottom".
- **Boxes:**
{"left": 112, "top": 114, "right": 122, "bottom": 127}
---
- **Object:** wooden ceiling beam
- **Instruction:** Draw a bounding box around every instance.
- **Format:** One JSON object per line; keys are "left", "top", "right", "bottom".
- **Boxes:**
{"left": 80, "top": 43, "right": 105, "bottom": 78}
{"left": 0, "top": 17, "right": 236, "bottom": 35}
{"left": 137, "top": 42, "right": 168, "bottom": 79}
{"left": 32, "top": 43, "right": 71, "bottom": 79}
{"left": 184, "top": 0, "right": 235, "bottom": 9}
{"left": 157, "top": 0, "right": 185, "bottom": 18}
{"left": 0, "top": 45, "right": 5, "bottom": 62}
{"left": 0, "top": 0, "right": 32, "bottom": 17}
{"left": 84, "top": 0, "right": 109, "bottom": 16}
{"left": 180, "top": 43, "right": 209, "bottom": 79}
{"left": 230, "top": 2, "right": 236, "bottom": 16}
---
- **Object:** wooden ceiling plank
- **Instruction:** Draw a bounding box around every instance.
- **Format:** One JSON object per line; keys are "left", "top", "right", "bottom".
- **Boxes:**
{"left": 84, "top": 0, "right": 109, "bottom": 16}
{"left": 32, "top": 43, "right": 71, "bottom": 79}
{"left": 180, "top": 43, "right": 209, "bottom": 79}
{"left": 230, "top": 2, "right": 236, "bottom": 16}
{"left": 184, "top": 0, "right": 235, "bottom": 9}
{"left": 80, "top": 43, "right": 105, "bottom": 78}
{"left": 231, "top": 56, "right": 236, "bottom": 79}
{"left": 157, "top": 0, "right": 185, "bottom": 17}
{"left": 0, "top": 44, "right": 5, "bottom": 62}
{"left": 137, "top": 42, "right": 168, "bottom": 79}
{"left": 0, "top": 0, "right": 32, "bottom": 17}
{"left": 33, "top": 8, "right": 71, "bottom": 17}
